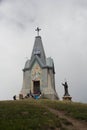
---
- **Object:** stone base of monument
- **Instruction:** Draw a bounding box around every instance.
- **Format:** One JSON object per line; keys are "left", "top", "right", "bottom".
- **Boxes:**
{"left": 63, "top": 96, "right": 72, "bottom": 101}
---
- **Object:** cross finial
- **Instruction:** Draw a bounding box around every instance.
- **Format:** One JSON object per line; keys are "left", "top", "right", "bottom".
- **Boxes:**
{"left": 35, "top": 27, "right": 41, "bottom": 36}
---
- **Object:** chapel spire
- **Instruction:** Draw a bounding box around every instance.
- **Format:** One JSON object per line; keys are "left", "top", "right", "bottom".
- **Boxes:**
{"left": 31, "top": 28, "right": 46, "bottom": 65}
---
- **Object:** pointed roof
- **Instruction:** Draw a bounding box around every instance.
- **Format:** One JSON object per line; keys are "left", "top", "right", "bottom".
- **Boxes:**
{"left": 23, "top": 34, "right": 55, "bottom": 74}
{"left": 30, "top": 36, "right": 46, "bottom": 65}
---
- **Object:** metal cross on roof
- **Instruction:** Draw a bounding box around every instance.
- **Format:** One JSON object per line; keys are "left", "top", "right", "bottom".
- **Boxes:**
{"left": 35, "top": 27, "right": 41, "bottom": 36}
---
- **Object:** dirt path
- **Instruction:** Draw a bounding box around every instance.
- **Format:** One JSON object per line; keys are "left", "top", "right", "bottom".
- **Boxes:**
{"left": 46, "top": 107, "right": 87, "bottom": 130}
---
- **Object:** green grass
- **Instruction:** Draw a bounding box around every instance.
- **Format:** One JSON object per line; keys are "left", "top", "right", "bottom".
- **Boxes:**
{"left": 0, "top": 99, "right": 87, "bottom": 130}
{"left": 0, "top": 100, "right": 62, "bottom": 130}
{"left": 39, "top": 99, "right": 87, "bottom": 121}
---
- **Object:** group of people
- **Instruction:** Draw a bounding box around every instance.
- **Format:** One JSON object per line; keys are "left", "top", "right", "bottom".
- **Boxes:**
{"left": 13, "top": 90, "right": 42, "bottom": 100}
{"left": 26, "top": 90, "right": 42, "bottom": 99}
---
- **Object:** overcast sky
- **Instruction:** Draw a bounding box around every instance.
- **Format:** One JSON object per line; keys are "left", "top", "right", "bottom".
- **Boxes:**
{"left": 0, "top": 0, "right": 87, "bottom": 103}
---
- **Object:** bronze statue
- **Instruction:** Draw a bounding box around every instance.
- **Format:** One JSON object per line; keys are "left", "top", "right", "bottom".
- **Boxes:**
{"left": 62, "top": 81, "right": 70, "bottom": 96}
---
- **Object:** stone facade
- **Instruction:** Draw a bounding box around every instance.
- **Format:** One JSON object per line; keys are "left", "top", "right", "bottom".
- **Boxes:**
{"left": 20, "top": 35, "right": 59, "bottom": 100}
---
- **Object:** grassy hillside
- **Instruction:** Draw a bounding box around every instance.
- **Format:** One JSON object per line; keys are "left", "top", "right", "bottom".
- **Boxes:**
{"left": 0, "top": 99, "right": 87, "bottom": 130}
{"left": 39, "top": 100, "right": 87, "bottom": 121}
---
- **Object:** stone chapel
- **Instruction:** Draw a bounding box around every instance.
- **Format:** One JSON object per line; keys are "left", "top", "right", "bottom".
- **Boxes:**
{"left": 20, "top": 28, "right": 58, "bottom": 100}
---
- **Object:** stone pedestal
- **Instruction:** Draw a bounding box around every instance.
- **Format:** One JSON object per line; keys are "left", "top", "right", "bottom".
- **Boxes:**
{"left": 63, "top": 96, "right": 72, "bottom": 101}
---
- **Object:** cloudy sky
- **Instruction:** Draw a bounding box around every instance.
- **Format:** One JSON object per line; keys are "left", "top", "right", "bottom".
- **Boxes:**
{"left": 0, "top": 0, "right": 87, "bottom": 103}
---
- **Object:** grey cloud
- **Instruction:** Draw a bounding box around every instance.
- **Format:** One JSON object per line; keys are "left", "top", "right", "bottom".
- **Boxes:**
{"left": 0, "top": 0, "right": 37, "bottom": 29}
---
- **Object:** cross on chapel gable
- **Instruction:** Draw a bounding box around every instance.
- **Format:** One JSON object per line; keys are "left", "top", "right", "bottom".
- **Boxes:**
{"left": 35, "top": 27, "right": 41, "bottom": 36}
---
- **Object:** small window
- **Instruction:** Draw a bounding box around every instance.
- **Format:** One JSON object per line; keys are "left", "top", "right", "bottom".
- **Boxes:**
{"left": 34, "top": 50, "right": 41, "bottom": 57}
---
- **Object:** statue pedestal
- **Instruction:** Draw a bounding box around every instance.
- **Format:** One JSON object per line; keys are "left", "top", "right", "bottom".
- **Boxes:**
{"left": 63, "top": 96, "right": 72, "bottom": 101}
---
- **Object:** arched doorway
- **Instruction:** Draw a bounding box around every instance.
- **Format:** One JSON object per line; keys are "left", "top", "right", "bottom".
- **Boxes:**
{"left": 33, "top": 81, "right": 40, "bottom": 94}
